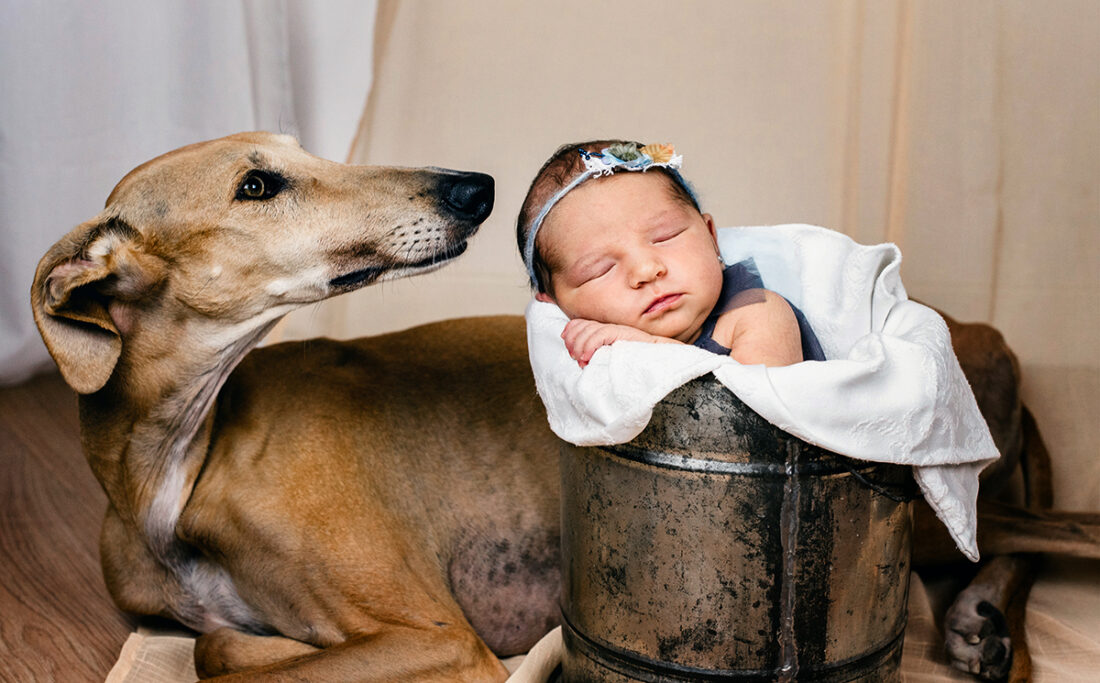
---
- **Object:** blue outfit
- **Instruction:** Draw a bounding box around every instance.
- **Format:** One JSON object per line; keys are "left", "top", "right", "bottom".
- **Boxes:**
{"left": 692, "top": 259, "right": 826, "bottom": 362}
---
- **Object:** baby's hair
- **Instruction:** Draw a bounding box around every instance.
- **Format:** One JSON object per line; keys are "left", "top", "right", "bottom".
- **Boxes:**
{"left": 516, "top": 139, "right": 700, "bottom": 293}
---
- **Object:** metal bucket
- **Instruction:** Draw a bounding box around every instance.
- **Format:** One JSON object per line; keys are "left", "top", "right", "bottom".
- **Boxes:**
{"left": 560, "top": 378, "right": 914, "bottom": 682}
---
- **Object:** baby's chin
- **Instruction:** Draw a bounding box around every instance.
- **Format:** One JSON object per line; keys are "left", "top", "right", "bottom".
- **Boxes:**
{"left": 635, "top": 319, "right": 700, "bottom": 344}
{"left": 635, "top": 307, "right": 710, "bottom": 343}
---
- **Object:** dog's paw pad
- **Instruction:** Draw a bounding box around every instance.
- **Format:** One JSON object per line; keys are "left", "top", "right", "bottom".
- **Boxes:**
{"left": 945, "top": 599, "right": 1013, "bottom": 680}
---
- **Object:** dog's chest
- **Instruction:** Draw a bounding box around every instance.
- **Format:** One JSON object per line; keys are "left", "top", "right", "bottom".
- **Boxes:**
{"left": 148, "top": 470, "right": 268, "bottom": 634}
{"left": 172, "top": 557, "right": 268, "bottom": 634}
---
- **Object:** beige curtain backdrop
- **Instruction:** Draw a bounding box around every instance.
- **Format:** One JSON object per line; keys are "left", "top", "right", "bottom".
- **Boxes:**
{"left": 276, "top": 0, "right": 1098, "bottom": 509}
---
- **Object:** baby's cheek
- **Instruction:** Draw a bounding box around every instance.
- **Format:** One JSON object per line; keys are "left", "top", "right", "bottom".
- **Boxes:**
{"left": 603, "top": 304, "right": 640, "bottom": 328}
{"left": 570, "top": 291, "right": 618, "bottom": 323}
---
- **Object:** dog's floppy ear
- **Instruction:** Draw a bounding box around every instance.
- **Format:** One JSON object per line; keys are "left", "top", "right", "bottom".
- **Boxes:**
{"left": 30, "top": 217, "right": 165, "bottom": 394}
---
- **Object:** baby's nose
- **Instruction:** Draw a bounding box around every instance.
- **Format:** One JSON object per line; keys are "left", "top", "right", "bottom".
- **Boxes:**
{"left": 630, "top": 254, "right": 666, "bottom": 287}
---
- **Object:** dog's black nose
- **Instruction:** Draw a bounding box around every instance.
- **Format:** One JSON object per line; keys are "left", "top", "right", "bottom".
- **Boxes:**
{"left": 440, "top": 172, "right": 494, "bottom": 223}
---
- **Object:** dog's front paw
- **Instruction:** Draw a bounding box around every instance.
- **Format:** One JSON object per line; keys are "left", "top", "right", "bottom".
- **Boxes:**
{"left": 945, "top": 593, "right": 1013, "bottom": 680}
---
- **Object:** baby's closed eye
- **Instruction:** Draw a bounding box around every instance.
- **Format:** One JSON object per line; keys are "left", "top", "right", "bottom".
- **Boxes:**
{"left": 575, "top": 260, "right": 614, "bottom": 284}
{"left": 652, "top": 226, "right": 686, "bottom": 243}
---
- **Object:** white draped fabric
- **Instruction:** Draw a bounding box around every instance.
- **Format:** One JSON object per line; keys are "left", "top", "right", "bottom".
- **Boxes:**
{"left": 0, "top": 0, "right": 376, "bottom": 384}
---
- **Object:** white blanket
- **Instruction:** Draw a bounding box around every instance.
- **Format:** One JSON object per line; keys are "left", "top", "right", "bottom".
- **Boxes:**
{"left": 526, "top": 224, "right": 998, "bottom": 561}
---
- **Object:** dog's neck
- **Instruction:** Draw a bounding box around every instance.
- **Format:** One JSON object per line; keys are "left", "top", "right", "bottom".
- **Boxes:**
{"left": 81, "top": 318, "right": 280, "bottom": 563}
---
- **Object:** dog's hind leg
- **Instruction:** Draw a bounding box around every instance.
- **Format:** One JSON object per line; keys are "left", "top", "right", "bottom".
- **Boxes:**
{"left": 194, "top": 627, "right": 320, "bottom": 678}
{"left": 943, "top": 407, "right": 1054, "bottom": 682}
{"left": 944, "top": 553, "right": 1034, "bottom": 681}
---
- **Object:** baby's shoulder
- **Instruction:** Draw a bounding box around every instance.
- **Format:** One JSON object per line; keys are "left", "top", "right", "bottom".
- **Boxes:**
{"left": 714, "top": 288, "right": 798, "bottom": 335}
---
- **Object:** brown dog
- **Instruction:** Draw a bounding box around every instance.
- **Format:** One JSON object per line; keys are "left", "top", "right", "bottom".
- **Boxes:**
{"left": 32, "top": 133, "right": 561, "bottom": 680}
{"left": 32, "top": 133, "right": 1098, "bottom": 681}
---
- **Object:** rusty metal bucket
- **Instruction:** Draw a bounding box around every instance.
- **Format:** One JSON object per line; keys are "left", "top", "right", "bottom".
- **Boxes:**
{"left": 560, "top": 377, "right": 914, "bottom": 682}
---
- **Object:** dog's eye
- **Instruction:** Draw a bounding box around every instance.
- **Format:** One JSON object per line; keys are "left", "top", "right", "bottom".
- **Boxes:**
{"left": 236, "top": 171, "right": 286, "bottom": 201}
{"left": 240, "top": 175, "right": 265, "bottom": 198}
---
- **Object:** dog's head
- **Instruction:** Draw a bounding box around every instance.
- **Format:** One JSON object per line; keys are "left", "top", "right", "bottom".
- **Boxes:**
{"left": 31, "top": 132, "right": 494, "bottom": 393}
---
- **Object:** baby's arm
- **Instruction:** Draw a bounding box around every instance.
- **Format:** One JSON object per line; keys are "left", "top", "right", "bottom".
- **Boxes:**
{"left": 560, "top": 319, "right": 680, "bottom": 368}
{"left": 712, "top": 288, "right": 803, "bottom": 366}
{"left": 560, "top": 288, "right": 803, "bottom": 368}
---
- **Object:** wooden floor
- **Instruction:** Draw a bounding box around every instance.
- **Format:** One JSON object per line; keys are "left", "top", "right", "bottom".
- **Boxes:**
{"left": 0, "top": 371, "right": 134, "bottom": 682}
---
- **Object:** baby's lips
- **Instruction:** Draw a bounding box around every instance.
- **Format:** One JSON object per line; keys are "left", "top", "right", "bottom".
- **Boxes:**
{"left": 644, "top": 292, "right": 680, "bottom": 315}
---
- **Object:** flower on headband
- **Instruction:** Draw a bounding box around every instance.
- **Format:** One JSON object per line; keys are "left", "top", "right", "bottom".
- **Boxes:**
{"left": 606, "top": 142, "right": 642, "bottom": 163}
{"left": 639, "top": 143, "right": 675, "bottom": 164}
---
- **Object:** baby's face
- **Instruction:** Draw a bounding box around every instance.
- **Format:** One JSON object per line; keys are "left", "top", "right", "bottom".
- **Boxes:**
{"left": 537, "top": 172, "right": 723, "bottom": 343}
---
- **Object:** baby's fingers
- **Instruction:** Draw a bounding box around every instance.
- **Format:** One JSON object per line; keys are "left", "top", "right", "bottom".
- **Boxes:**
{"left": 561, "top": 319, "right": 593, "bottom": 356}
{"left": 561, "top": 320, "right": 610, "bottom": 366}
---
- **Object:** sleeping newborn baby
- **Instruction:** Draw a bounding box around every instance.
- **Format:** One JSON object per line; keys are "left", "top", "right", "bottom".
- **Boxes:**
{"left": 517, "top": 140, "right": 824, "bottom": 368}
{"left": 519, "top": 139, "right": 999, "bottom": 564}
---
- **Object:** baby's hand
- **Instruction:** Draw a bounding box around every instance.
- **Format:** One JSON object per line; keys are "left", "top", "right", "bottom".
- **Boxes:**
{"left": 561, "top": 319, "right": 658, "bottom": 368}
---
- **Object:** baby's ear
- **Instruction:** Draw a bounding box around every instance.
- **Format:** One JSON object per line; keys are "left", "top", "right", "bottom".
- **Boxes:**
{"left": 535, "top": 292, "right": 556, "bottom": 304}
{"left": 703, "top": 213, "right": 717, "bottom": 241}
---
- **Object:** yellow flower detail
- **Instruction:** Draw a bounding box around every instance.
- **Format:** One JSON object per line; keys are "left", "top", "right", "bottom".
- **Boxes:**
{"left": 640, "top": 143, "right": 674, "bottom": 164}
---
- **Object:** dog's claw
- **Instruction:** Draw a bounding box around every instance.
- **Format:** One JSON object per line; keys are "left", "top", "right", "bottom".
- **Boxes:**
{"left": 945, "top": 595, "right": 1013, "bottom": 680}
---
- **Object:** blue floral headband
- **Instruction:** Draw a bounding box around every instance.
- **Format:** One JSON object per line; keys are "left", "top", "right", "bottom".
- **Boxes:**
{"left": 523, "top": 142, "right": 699, "bottom": 288}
